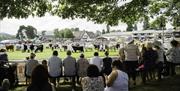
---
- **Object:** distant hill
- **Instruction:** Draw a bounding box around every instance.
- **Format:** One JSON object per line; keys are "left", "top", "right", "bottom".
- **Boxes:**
{"left": 0, "top": 32, "right": 16, "bottom": 41}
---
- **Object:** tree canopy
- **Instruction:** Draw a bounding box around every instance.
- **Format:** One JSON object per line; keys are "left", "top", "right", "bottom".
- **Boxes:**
{"left": 1, "top": 0, "right": 179, "bottom": 29}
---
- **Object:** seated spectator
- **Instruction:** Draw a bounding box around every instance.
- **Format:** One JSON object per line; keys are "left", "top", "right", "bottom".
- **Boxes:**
{"left": 0, "top": 79, "right": 10, "bottom": 91}
{"left": 63, "top": 50, "right": 76, "bottom": 87}
{"left": 104, "top": 60, "right": 128, "bottom": 91}
{"left": 102, "top": 51, "right": 112, "bottom": 76}
{"left": 42, "top": 60, "right": 48, "bottom": 70}
{"left": 48, "top": 51, "right": 62, "bottom": 86}
{"left": 90, "top": 52, "right": 103, "bottom": 72}
{"left": 25, "top": 53, "right": 39, "bottom": 79}
{"left": 81, "top": 65, "right": 104, "bottom": 91}
{"left": 77, "top": 53, "right": 89, "bottom": 84}
{"left": 0, "top": 49, "right": 8, "bottom": 65}
{"left": 27, "top": 65, "right": 56, "bottom": 91}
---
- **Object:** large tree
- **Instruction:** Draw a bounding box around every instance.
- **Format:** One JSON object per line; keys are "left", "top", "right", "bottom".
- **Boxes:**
{"left": 148, "top": 0, "right": 180, "bottom": 29}
{"left": 16, "top": 25, "right": 37, "bottom": 40}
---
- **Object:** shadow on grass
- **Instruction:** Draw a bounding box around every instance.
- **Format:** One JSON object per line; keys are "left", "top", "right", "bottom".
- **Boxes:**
{"left": 12, "top": 68, "right": 180, "bottom": 91}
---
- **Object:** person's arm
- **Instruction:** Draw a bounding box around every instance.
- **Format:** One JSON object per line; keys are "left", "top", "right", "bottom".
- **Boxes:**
{"left": 81, "top": 77, "right": 87, "bottom": 88}
{"left": 105, "top": 70, "right": 118, "bottom": 87}
{"left": 60, "top": 59, "right": 63, "bottom": 76}
{"left": 119, "top": 48, "right": 125, "bottom": 61}
{"left": 136, "top": 46, "right": 140, "bottom": 57}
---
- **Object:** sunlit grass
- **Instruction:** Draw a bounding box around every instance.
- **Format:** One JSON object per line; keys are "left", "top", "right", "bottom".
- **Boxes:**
{"left": 7, "top": 49, "right": 119, "bottom": 61}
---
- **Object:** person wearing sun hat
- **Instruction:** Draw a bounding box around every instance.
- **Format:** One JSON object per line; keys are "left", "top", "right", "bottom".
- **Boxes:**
{"left": 119, "top": 36, "right": 140, "bottom": 85}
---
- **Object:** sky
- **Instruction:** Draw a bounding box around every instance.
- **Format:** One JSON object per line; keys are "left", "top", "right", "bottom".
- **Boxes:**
{"left": 0, "top": 15, "right": 128, "bottom": 35}
{"left": 0, "top": 0, "right": 173, "bottom": 35}
{"left": 0, "top": 0, "right": 134, "bottom": 35}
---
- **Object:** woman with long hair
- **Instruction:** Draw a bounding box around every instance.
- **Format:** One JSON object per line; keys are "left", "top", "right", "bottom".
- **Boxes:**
{"left": 81, "top": 64, "right": 104, "bottom": 91}
{"left": 27, "top": 65, "right": 55, "bottom": 91}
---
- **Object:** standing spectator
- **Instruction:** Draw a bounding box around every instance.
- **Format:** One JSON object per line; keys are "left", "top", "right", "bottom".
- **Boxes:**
{"left": 142, "top": 42, "right": 158, "bottom": 83}
{"left": 27, "top": 65, "right": 56, "bottom": 91}
{"left": 24, "top": 56, "right": 29, "bottom": 84}
{"left": 48, "top": 51, "right": 62, "bottom": 86}
{"left": 153, "top": 41, "right": 165, "bottom": 80}
{"left": 81, "top": 65, "right": 104, "bottom": 91}
{"left": 119, "top": 37, "right": 140, "bottom": 85}
{"left": 25, "top": 53, "right": 39, "bottom": 79}
{"left": 104, "top": 60, "right": 128, "bottom": 91}
{"left": 166, "top": 40, "right": 180, "bottom": 76}
{"left": 90, "top": 52, "right": 103, "bottom": 72}
{"left": 63, "top": 50, "right": 76, "bottom": 87}
{"left": 102, "top": 51, "right": 112, "bottom": 76}
{"left": 77, "top": 53, "right": 89, "bottom": 84}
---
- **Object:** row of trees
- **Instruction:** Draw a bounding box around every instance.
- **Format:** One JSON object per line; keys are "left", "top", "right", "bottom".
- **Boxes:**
{"left": 53, "top": 28, "right": 74, "bottom": 39}
{"left": 15, "top": 25, "right": 82, "bottom": 40}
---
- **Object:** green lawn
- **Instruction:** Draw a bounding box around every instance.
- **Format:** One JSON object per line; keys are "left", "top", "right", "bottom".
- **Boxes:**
{"left": 7, "top": 49, "right": 119, "bottom": 61}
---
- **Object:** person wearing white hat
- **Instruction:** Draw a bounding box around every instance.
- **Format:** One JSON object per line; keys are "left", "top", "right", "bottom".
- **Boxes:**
{"left": 119, "top": 36, "right": 140, "bottom": 85}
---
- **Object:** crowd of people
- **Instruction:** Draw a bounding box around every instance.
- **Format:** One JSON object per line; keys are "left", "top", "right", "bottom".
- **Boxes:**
{"left": 0, "top": 37, "right": 180, "bottom": 91}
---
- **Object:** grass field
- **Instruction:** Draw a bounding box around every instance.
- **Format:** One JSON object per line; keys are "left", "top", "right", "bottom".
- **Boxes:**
{"left": 7, "top": 49, "right": 119, "bottom": 61}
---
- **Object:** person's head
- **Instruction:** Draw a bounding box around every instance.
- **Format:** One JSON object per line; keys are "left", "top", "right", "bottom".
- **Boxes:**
{"left": 104, "top": 51, "right": 109, "bottom": 56}
{"left": 26, "top": 57, "right": 29, "bottom": 60}
{"left": 87, "top": 65, "right": 100, "bottom": 77}
{"left": 2, "top": 79, "right": 10, "bottom": 91}
{"left": 80, "top": 53, "right": 84, "bottom": 58}
{"left": 30, "top": 53, "right": 36, "bottom": 59}
{"left": 153, "top": 40, "right": 162, "bottom": 48}
{"left": 31, "top": 65, "right": 49, "bottom": 86}
{"left": 145, "top": 42, "right": 153, "bottom": 50}
{"left": 67, "top": 50, "right": 72, "bottom": 56}
{"left": 52, "top": 50, "right": 58, "bottom": 56}
{"left": 94, "top": 52, "right": 99, "bottom": 56}
{"left": 170, "top": 40, "right": 179, "bottom": 47}
{"left": 112, "top": 60, "right": 123, "bottom": 70}
{"left": 126, "top": 36, "right": 134, "bottom": 44}
{"left": 42, "top": 60, "right": 47, "bottom": 65}
{"left": 154, "top": 45, "right": 160, "bottom": 50}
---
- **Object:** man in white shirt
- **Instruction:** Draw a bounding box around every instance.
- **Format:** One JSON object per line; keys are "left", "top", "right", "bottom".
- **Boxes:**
{"left": 48, "top": 50, "right": 62, "bottom": 86}
{"left": 90, "top": 52, "right": 103, "bottom": 72}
